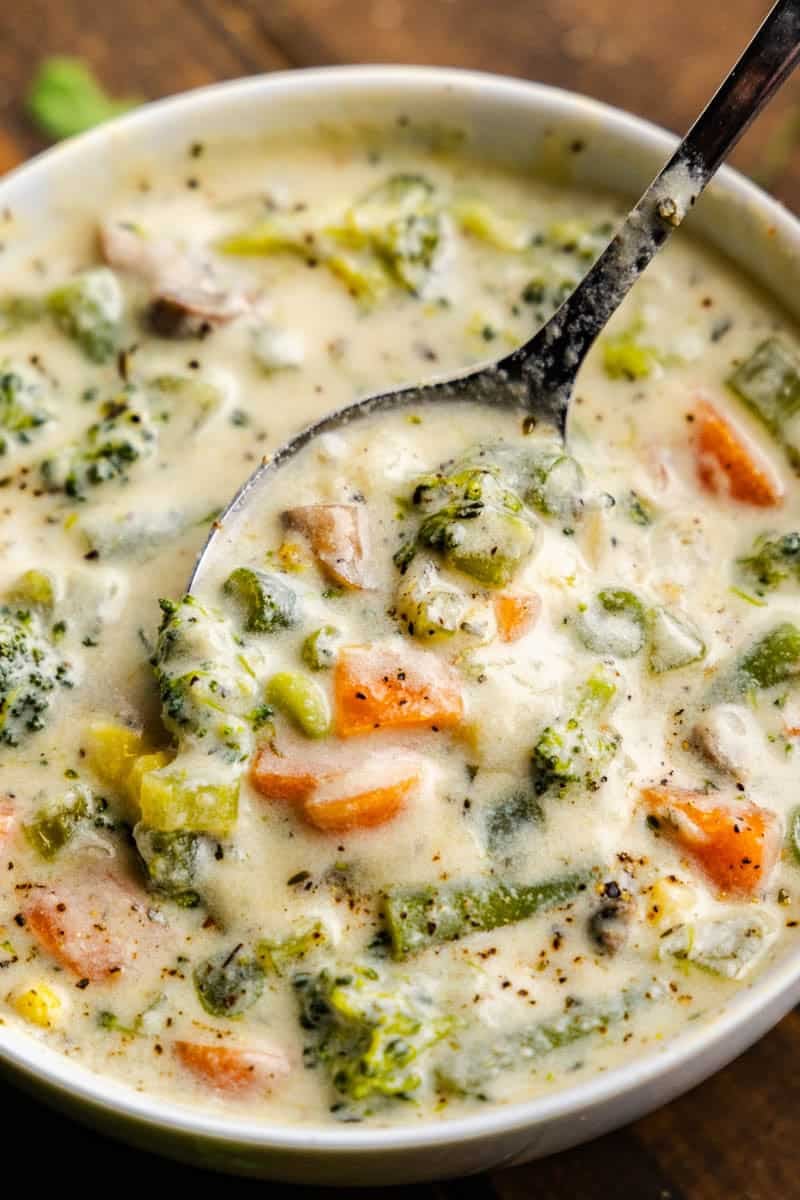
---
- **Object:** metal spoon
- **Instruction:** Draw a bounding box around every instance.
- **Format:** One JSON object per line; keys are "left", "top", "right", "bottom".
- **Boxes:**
{"left": 190, "top": 0, "right": 800, "bottom": 591}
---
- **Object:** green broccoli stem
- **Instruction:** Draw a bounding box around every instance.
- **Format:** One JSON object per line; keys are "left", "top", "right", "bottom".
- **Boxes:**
{"left": 383, "top": 869, "right": 595, "bottom": 959}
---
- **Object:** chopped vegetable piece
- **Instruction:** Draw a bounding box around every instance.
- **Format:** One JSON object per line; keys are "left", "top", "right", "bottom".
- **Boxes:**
{"left": 576, "top": 588, "right": 646, "bottom": 658}
{"left": 524, "top": 451, "right": 586, "bottom": 518}
{"left": 602, "top": 323, "right": 659, "bottom": 380}
{"left": 194, "top": 946, "right": 265, "bottom": 1017}
{"left": 133, "top": 825, "right": 203, "bottom": 906}
{"left": 252, "top": 324, "right": 305, "bottom": 372}
{"left": 437, "top": 986, "right": 643, "bottom": 1096}
{"left": 788, "top": 806, "right": 800, "bottom": 864}
{"left": 85, "top": 722, "right": 149, "bottom": 792}
{"left": 284, "top": 505, "right": 371, "bottom": 590}
{"left": 257, "top": 921, "right": 328, "bottom": 975}
{"left": 24, "top": 874, "right": 156, "bottom": 981}
{"left": 0, "top": 367, "right": 51, "bottom": 455}
{"left": 302, "top": 625, "right": 342, "bottom": 670}
{"left": 728, "top": 337, "right": 800, "bottom": 437}
{"left": 395, "top": 558, "right": 481, "bottom": 642}
{"left": 334, "top": 643, "right": 463, "bottom": 736}
{"left": 452, "top": 197, "right": 529, "bottom": 252}
{"left": 138, "top": 761, "right": 239, "bottom": 837}
{"left": 251, "top": 739, "right": 343, "bottom": 802}
{"left": 625, "top": 490, "right": 655, "bottom": 526}
{"left": 223, "top": 567, "right": 298, "bottom": 633}
{"left": 293, "top": 963, "right": 451, "bottom": 1104}
{"left": 694, "top": 397, "right": 783, "bottom": 507}
{"left": 46, "top": 268, "right": 123, "bottom": 363}
{"left": 737, "top": 530, "right": 800, "bottom": 593}
{"left": 484, "top": 788, "right": 543, "bottom": 852}
{"left": 642, "top": 786, "right": 780, "bottom": 897}
{"left": 27, "top": 57, "right": 140, "bottom": 140}
{"left": 647, "top": 606, "right": 706, "bottom": 673}
{"left": 531, "top": 670, "right": 619, "bottom": 798}
{"left": 0, "top": 603, "right": 74, "bottom": 748}
{"left": 494, "top": 590, "right": 541, "bottom": 643}
{"left": 659, "top": 914, "right": 773, "bottom": 980}
{"left": 9, "top": 982, "right": 62, "bottom": 1028}
{"left": 733, "top": 622, "right": 800, "bottom": 692}
{"left": 267, "top": 671, "right": 331, "bottom": 739}
{"left": 174, "top": 1041, "right": 289, "bottom": 1094}
{"left": 343, "top": 174, "right": 442, "bottom": 294}
{"left": 41, "top": 393, "right": 158, "bottom": 498}
{"left": 304, "top": 758, "right": 420, "bottom": 832}
{"left": 383, "top": 870, "right": 592, "bottom": 958}
{"left": 24, "top": 784, "right": 91, "bottom": 860}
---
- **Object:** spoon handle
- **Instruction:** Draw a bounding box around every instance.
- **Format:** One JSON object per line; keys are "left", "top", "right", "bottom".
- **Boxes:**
{"left": 504, "top": 0, "right": 800, "bottom": 433}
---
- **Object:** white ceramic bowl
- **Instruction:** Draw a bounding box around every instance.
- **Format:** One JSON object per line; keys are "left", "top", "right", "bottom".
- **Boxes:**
{"left": 2, "top": 65, "right": 800, "bottom": 1186}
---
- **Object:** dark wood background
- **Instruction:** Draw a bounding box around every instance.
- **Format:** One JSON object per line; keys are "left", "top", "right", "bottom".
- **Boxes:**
{"left": 1, "top": 2, "right": 799, "bottom": 1196}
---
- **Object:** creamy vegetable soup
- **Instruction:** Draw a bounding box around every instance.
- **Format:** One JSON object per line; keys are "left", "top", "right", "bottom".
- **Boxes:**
{"left": 1, "top": 125, "right": 800, "bottom": 1126}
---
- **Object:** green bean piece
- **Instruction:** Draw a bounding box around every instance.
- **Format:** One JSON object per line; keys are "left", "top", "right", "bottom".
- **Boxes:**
{"left": 788, "top": 806, "right": 800, "bottom": 866}
{"left": 223, "top": 567, "right": 298, "bottom": 633}
{"left": 647, "top": 606, "right": 706, "bottom": 673}
{"left": 576, "top": 588, "right": 646, "bottom": 658}
{"left": 301, "top": 625, "right": 342, "bottom": 670}
{"left": 735, "top": 622, "right": 800, "bottom": 692}
{"left": 437, "top": 985, "right": 643, "bottom": 1096}
{"left": 267, "top": 671, "right": 331, "bottom": 739}
{"left": 383, "top": 869, "right": 594, "bottom": 959}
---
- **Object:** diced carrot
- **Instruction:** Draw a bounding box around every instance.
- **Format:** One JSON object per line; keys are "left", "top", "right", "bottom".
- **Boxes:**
{"left": 641, "top": 785, "right": 780, "bottom": 897}
{"left": 693, "top": 397, "right": 783, "bottom": 507}
{"left": 174, "top": 1041, "right": 290, "bottom": 1095}
{"left": 284, "top": 504, "right": 372, "bottom": 589}
{"left": 304, "top": 759, "right": 420, "bottom": 832}
{"left": 493, "top": 590, "right": 541, "bottom": 643}
{"left": 24, "top": 873, "right": 159, "bottom": 982}
{"left": 251, "top": 741, "right": 343, "bottom": 802}
{"left": 0, "top": 801, "right": 16, "bottom": 844}
{"left": 334, "top": 644, "right": 463, "bottom": 737}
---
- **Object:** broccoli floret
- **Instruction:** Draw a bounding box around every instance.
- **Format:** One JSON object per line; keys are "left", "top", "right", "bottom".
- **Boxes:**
{"left": 293, "top": 963, "right": 451, "bottom": 1109}
{"left": 23, "top": 783, "right": 92, "bottom": 859}
{"left": 40, "top": 393, "right": 158, "bottom": 499}
{"left": 0, "top": 367, "right": 51, "bottom": 456}
{"left": 343, "top": 174, "right": 442, "bottom": 296}
{"left": 47, "top": 267, "right": 123, "bottom": 363}
{"left": 531, "top": 671, "right": 619, "bottom": 798}
{"left": 737, "top": 531, "right": 800, "bottom": 594}
{"left": 396, "top": 463, "right": 538, "bottom": 588}
{"left": 0, "top": 604, "right": 74, "bottom": 747}
{"left": 133, "top": 824, "right": 204, "bottom": 906}
{"left": 152, "top": 594, "right": 264, "bottom": 762}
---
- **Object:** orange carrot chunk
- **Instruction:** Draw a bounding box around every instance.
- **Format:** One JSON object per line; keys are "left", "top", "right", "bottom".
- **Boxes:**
{"left": 251, "top": 743, "right": 340, "bottom": 802}
{"left": 284, "top": 504, "right": 372, "bottom": 589}
{"left": 641, "top": 785, "right": 780, "bottom": 897}
{"left": 304, "top": 758, "right": 420, "bottom": 832}
{"left": 494, "top": 590, "right": 541, "bottom": 643}
{"left": 24, "top": 873, "right": 159, "bottom": 981}
{"left": 694, "top": 397, "right": 783, "bottom": 507}
{"left": 174, "top": 1041, "right": 290, "bottom": 1095}
{"left": 334, "top": 644, "right": 463, "bottom": 737}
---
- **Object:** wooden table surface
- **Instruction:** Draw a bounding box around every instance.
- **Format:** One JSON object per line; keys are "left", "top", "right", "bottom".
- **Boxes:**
{"left": 1, "top": 2, "right": 799, "bottom": 1196}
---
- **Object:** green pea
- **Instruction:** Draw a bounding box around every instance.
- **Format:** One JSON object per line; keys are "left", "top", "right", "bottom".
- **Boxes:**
{"left": 267, "top": 671, "right": 330, "bottom": 738}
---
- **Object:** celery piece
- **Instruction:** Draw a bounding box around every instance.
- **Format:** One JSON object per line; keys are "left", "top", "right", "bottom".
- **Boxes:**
{"left": 24, "top": 785, "right": 90, "bottom": 860}
{"left": 138, "top": 762, "right": 238, "bottom": 837}
{"left": 218, "top": 214, "right": 312, "bottom": 257}
{"left": 266, "top": 671, "right": 330, "bottom": 739}
{"left": 293, "top": 963, "right": 451, "bottom": 1104}
{"left": 647, "top": 606, "right": 706, "bottom": 673}
{"left": 395, "top": 559, "right": 469, "bottom": 640}
{"left": 47, "top": 268, "right": 123, "bottom": 363}
{"left": 223, "top": 567, "right": 298, "bottom": 634}
{"left": 659, "top": 915, "right": 773, "bottom": 980}
{"left": 194, "top": 946, "right": 265, "bottom": 1018}
{"left": 452, "top": 197, "right": 530, "bottom": 251}
{"left": 383, "top": 870, "right": 593, "bottom": 959}
{"left": 576, "top": 588, "right": 647, "bottom": 658}
{"left": 27, "top": 57, "right": 140, "bottom": 141}
{"left": 728, "top": 337, "right": 800, "bottom": 436}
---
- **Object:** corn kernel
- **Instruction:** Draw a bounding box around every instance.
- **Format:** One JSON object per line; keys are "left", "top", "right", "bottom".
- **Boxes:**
{"left": 10, "top": 982, "right": 63, "bottom": 1028}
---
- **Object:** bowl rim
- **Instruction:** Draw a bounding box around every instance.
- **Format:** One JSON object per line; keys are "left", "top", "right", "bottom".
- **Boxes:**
{"left": 2, "top": 61, "right": 800, "bottom": 1155}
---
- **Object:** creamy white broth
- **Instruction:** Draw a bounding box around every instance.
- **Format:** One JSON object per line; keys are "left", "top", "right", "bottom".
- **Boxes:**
{"left": 0, "top": 128, "right": 799, "bottom": 1126}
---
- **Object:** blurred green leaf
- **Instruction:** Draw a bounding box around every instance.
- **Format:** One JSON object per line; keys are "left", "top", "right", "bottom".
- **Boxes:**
{"left": 26, "top": 57, "right": 141, "bottom": 141}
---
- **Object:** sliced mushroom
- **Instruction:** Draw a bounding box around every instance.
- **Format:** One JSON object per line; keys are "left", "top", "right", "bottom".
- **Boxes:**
{"left": 147, "top": 284, "right": 249, "bottom": 338}
{"left": 284, "top": 504, "right": 372, "bottom": 590}
{"left": 690, "top": 703, "right": 758, "bottom": 780}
